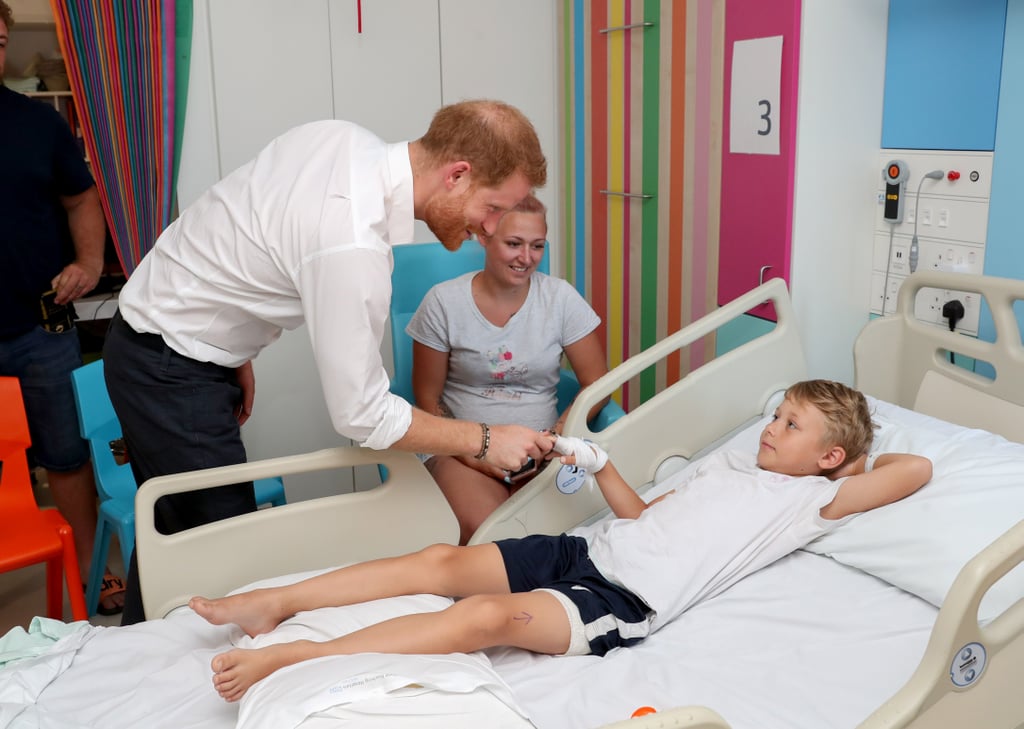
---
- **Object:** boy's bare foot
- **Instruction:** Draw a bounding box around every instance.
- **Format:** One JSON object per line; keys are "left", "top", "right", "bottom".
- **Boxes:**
{"left": 210, "top": 642, "right": 313, "bottom": 702}
{"left": 189, "top": 590, "right": 286, "bottom": 638}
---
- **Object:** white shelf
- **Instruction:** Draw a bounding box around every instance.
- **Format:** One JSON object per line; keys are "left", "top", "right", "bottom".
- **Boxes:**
{"left": 7, "top": 0, "right": 55, "bottom": 26}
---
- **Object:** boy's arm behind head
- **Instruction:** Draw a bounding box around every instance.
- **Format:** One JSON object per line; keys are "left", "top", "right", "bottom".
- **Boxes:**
{"left": 818, "top": 453, "right": 933, "bottom": 521}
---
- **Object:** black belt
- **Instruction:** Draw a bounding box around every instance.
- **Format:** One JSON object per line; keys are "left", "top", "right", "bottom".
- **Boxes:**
{"left": 110, "top": 309, "right": 232, "bottom": 375}
{"left": 111, "top": 309, "right": 169, "bottom": 353}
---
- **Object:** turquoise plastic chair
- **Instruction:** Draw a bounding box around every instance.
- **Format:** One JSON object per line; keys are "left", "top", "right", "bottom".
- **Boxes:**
{"left": 70, "top": 360, "right": 287, "bottom": 616}
{"left": 388, "top": 240, "right": 625, "bottom": 428}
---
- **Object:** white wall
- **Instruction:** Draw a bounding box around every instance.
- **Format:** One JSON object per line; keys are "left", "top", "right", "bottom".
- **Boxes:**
{"left": 790, "top": 0, "right": 889, "bottom": 384}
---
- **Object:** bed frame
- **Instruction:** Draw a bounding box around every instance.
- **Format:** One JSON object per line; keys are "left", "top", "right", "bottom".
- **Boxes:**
{"left": 135, "top": 270, "right": 1024, "bottom": 729}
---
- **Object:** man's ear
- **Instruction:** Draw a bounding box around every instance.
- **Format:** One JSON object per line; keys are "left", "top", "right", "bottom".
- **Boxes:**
{"left": 818, "top": 445, "right": 846, "bottom": 472}
{"left": 444, "top": 161, "right": 472, "bottom": 189}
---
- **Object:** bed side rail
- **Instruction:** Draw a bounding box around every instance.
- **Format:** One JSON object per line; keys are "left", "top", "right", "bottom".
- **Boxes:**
{"left": 857, "top": 517, "right": 1024, "bottom": 728}
{"left": 136, "top": 447, "right": 458, "bottom": 619}
{"left": 471, "top": 278, "right": 808, "bottom": 545}
{"left": 855, "top": 271, "right": 1024, "bottom": 443}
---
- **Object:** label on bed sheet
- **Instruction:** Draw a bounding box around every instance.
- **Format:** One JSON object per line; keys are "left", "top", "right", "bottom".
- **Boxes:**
{"left": 950, "top": 642, "right": 986, "bottom": 688}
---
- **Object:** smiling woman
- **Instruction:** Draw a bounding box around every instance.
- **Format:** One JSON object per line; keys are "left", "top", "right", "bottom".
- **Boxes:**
{"left": 407, "top": 196, "right": 614, "bottom": 544}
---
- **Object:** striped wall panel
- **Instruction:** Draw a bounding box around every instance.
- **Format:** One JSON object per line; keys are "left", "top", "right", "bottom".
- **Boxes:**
{"left": 562, "top": 0, "right": 724, "bottom": 409}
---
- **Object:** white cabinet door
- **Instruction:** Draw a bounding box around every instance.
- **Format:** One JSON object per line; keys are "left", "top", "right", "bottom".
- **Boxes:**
{"left": 438, "top": 0, "right": 559, "bottom": 264}
{"left": 198, "top": 1, "right": 354, "bottom": 499}
{"left": 208, "top": 0, "right": 335, "bottom": 173}
{"left": 329, "top": 0, "right": 441, "bottom": 246}
{"left": 328, "top": 0, "right": 441, "bottom": 144}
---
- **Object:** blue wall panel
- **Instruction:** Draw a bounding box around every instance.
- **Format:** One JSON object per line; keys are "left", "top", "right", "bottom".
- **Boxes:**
{"left": 976, "top": 0, "right": 1024, "bottom": 377}
{"left": 882, "top": 0, "right": 1006, "bottom": 150}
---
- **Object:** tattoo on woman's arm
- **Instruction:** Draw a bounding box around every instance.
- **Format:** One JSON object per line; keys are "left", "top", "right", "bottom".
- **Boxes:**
{"left": 438, "top": 401, "right": 455, "bottom": 418}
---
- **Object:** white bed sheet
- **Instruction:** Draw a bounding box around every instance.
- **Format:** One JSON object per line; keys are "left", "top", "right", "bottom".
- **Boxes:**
{"left": 492, "top": 550, "right": 935, "bottom": 729}
{"left": 1, "top": 399, "right": 969, "bottom": 729}
{"left": 7, "top": 601, "right": 531, "bottom": 729}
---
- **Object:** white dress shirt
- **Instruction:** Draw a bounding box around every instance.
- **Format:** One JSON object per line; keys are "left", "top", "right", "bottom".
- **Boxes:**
{"left": 119, "top": 120, "right": 415, "bottom": 449}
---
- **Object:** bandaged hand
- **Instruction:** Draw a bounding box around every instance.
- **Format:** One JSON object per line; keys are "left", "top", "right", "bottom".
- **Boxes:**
{"left": 552, "top": 436, "right": 609, "bottom": 473}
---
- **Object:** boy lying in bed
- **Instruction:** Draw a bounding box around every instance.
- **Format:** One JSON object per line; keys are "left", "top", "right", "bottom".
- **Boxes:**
{"left": 191, "top": 379, "right": 931, "bottom": 702}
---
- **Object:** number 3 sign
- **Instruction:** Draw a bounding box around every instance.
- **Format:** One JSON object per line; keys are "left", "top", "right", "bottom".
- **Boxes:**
{"left": 729, "top": 35, "right": 783, "bottom": 155}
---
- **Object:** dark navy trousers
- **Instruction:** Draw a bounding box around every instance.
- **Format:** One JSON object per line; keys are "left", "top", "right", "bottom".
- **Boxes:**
{"left": 103, "top": 310, "right": 257, "bottom": 624}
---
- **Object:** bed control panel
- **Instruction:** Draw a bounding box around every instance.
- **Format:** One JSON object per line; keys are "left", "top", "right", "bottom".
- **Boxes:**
{"left": 950, "top": 641, "right": 986, "bottom": 688}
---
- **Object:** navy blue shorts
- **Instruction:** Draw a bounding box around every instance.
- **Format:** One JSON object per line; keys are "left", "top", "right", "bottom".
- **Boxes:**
{"left": 0, "top": 326, "right": 90, "bottom": 472}
{"left": 495, "top": 534, "right": 652, "bottom": 656}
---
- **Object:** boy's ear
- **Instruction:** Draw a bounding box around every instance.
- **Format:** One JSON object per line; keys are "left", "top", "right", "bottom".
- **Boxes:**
{"left": 817, "top": 445, "right": 846, "bottom": 472}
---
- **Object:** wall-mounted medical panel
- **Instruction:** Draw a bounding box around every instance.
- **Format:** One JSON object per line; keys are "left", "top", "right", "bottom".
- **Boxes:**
{"left": 881, "top": 0, "right": 1006, "bottom": 151}
{"left": 871, "top": 149, "right": 993, "bottom": 335}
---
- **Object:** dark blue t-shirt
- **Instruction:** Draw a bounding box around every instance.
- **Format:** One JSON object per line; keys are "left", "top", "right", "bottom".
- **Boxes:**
{"left": 0, "top": 85, "right": 95, "bottom": 339}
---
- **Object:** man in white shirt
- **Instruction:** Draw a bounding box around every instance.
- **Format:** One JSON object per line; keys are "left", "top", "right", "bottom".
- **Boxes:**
{"left": 104, "top": 100, "right": 551, "bottom": 624}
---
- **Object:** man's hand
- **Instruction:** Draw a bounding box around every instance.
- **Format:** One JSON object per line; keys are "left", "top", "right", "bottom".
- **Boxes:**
{"left": 455, "top": 454, "right": 508, "bottom": 480}
{"left": 484, "top": 424, "right": 549, "bottom": 472}
{"left": 235, "top": 361, "right": 256, "bottom": 425}
{"left": 51, "top": 260, "right": 102, "bottom": 305}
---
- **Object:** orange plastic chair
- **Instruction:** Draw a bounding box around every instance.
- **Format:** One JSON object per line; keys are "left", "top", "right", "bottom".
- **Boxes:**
{"left": 0, "top": 376, "right": 88, "bottom": 622}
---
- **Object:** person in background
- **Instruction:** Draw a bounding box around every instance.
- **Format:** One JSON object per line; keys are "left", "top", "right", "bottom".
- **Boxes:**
{"left": 189, "top": 379, "right": 932, "bottom": 702}
{"left": 0, "top": 1, "right": 125, "bottom": 614}
{"left": 103, "top": 99, "right": 552, "bottom": 624}
{"left": 407, "top": 195, "right": 610, "bottom": 543}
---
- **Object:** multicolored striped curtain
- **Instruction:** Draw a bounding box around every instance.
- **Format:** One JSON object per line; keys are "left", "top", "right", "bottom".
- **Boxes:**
{"left": 561, "top": 0, "right": 724, "bottom": 409}
{"left": 50, "top": 1, "right": 193, "bottom": 275}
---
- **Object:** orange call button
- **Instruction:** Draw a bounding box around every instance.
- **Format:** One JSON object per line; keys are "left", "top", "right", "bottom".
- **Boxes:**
{"left": 888, "top": 164, "right": 901, "bottom": 179}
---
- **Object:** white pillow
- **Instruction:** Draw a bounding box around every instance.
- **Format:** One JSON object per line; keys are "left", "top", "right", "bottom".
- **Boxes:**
{"left": 805, "top": 397, "right": 1024, "bottom": 622}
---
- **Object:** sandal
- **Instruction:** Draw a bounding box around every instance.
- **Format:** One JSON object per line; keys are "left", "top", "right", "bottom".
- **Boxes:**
{"left": 93, "top": 573, "right": 126, "bottom": 616}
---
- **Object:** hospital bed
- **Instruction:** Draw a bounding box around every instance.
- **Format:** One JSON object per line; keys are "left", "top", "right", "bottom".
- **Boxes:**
{"left": 3, "top": 270, "right": 1023, "bottom": 729}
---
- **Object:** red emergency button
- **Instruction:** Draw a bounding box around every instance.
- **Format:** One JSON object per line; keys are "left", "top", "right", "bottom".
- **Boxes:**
{"left": 947, "top": 170, "right": 961, "bottom": 181}
{"left": 888, "top": 164, "right": 901, "bottom": 179}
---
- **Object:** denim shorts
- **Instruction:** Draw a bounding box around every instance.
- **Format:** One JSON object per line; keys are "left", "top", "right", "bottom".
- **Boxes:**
{"left": 0, "top": 326, "right": 90, "bottom": 471}
{"left": 496, "top": 534, "right": 653, "bottom": 656}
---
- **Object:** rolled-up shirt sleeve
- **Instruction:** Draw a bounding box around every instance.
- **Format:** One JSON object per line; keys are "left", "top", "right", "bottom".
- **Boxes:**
{"left": 296, "top": 244, "right": 412, "bottom": 449}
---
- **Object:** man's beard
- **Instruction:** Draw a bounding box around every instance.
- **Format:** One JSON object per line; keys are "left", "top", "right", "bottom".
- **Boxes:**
{"left": 423, "top": 188, "right": 475, "bottom": 251}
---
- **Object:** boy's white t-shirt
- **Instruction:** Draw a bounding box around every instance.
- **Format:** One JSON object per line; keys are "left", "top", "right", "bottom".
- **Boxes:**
{"left": 573, "top": 449, "right": 853, "bottom": 630}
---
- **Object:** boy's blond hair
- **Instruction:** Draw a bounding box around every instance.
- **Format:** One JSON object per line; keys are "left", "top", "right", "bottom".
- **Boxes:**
{"left": 785, "top": 380, "right": 874, "bottom": 463}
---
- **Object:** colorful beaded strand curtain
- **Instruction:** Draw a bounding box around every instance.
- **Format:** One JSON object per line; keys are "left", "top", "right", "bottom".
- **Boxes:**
{"left": 50, "top": 0, "right": 192, "bottom": 275}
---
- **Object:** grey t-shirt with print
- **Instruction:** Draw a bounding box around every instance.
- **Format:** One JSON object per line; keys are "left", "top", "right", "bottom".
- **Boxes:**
{"left": 406, "top": 271, "right": 601, "bottom": 431}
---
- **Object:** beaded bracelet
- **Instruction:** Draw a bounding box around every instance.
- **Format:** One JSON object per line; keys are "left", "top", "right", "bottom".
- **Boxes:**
{"left": 475, "top": 422, "right": 491, "bottom": 460}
